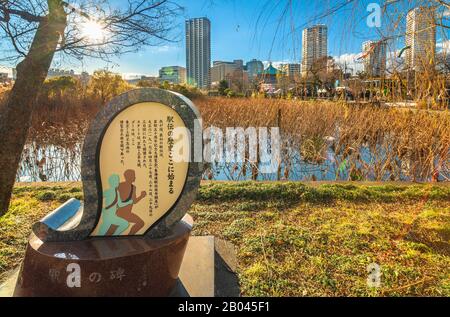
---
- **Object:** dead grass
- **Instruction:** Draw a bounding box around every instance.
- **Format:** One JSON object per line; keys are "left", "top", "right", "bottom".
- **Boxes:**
{"left": 196, "top": 97, "right": 450, "bottom": 182}
{"left": 10, "top": 95, "right": 448, "bottom": 182}
{"left": 1, "top": 82, "right": 448, "bottom": 183}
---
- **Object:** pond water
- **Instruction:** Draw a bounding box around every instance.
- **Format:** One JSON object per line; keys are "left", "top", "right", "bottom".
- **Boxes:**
{"left": 17, "top": 143, "right": 447, "bottom": 183}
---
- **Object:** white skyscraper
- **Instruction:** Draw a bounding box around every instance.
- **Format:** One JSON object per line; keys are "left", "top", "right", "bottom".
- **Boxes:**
{"left": 301, "top": 25, "right": 328, "bottom": 78}
{"left": 362, "top": 40, "right": 387, "bottom": 77}
{"left": 405, "top": 7, "right": 436, "bottom": 71}
{"left": 186, "top": 18, "right": 211, "bottom": 89}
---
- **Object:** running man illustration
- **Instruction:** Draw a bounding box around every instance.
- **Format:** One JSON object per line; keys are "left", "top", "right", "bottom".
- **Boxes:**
{"left": 98, "top": 174, "right": 134, "bottom": 236}
{"left": 115, "top": 169, "right": 147, "bottom": 235}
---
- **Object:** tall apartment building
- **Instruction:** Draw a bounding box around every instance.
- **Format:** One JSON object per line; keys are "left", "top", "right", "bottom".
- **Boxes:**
{"left": 405, "top": 7, "right": 436, "bottom": 71}
{"left": 362, "top": 40, "right": 387, "bottom": 77}
{"left": 185, "top": 17, "right": 211, "bottom": 89}
{"left": 301, "top": 25, "right": 328, "bottom": 78}
{"left": 159, "top": 66, "right": 186, "bottom": 84}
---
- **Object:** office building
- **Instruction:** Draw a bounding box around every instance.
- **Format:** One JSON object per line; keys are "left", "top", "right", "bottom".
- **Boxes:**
{"left": 211, "top": 60, "right": 248, "bottom": 91}
{"left": 211, "top": 60, "right": 244, "bottom": 85}
{"left": 159, "top": 66, "right": 186, "bottom": 84}
{"left": 280, "top": 63, "right": 301, "bottom": 81}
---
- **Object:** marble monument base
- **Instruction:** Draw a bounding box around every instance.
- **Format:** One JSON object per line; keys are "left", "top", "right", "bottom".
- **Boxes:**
{"left": 12, "top": 216, "right": 193, "bottom": 297}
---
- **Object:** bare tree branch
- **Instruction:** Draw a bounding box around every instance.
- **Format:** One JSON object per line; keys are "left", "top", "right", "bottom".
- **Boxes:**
{"left": 0, "top": 0, "right": 183, "bottom": 62}
{"left": 0, "top": 7, "right": 44, "bottom": 22}
{"left": 435, "top": 0, "right": 450, "bottom": 10}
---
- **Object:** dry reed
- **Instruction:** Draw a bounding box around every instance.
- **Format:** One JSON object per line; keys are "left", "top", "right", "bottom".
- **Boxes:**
{"left": 1, "top": 89, "right": 448, "bottom": 182}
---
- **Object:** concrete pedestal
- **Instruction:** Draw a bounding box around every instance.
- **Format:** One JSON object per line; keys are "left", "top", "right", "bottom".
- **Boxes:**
{"left": 175, "top": 236, "right": 240, "bottom": 297}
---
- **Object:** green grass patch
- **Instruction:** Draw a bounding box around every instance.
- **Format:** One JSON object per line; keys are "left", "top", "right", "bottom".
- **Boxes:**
{"left": 2, "top": 181, "right": 449, "bottom": 297}
{"left": 198, "top": 182, "right": 450, "bottom": 205}
{"left": 192, "top": 182, "right": 450, "bottom": 297}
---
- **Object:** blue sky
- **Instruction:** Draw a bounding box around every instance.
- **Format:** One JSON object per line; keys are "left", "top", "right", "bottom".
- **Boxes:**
{"left": 1, "top": 0, "right": 449, "bottom": 77}
{"left": 97, "top": 0, "right": 391, "bottom": 77}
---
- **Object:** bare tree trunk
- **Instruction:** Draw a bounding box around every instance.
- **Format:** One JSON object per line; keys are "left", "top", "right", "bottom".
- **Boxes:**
{"left": 0, "top": 0, "right": 66, "bottom": 215}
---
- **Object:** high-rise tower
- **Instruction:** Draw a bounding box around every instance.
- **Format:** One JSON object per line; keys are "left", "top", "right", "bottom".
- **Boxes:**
{"left": 186, "top": 18, "right": 211, "bottom": 89}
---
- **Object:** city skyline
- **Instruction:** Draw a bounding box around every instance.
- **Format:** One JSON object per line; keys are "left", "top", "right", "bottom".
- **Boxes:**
{"left": 1, "top": 0, "right": 449, "bottom": 78}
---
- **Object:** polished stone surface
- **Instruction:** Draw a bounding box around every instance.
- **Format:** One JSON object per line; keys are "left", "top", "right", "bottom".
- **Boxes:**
{"left": 14, "top": 216, "right": 193, "bottom": 297}
{"left": 1, "top": 235, "right": 240, "bottom": 298}
{"left": 33, "top": 88, "right": 203, "bottom": 242}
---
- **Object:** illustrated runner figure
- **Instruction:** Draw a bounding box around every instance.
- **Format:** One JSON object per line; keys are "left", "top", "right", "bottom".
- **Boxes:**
{"left": 116, "top": 169, "right": 147, "bottom": 235}
{"left": 98, "top": 174, "right": 133, "bottom": 236}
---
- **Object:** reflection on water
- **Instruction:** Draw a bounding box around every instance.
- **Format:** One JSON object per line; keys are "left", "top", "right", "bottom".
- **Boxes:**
{"left": 17, "top": 142, "right": 448, "bottom": 183}
{"left": 17, "top": 143, "right": 82, "bottom": 182}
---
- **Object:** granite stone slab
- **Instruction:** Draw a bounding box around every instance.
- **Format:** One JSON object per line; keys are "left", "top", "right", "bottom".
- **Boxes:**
{"left": 32, "top": 88, "right": 203, "bottom": 242}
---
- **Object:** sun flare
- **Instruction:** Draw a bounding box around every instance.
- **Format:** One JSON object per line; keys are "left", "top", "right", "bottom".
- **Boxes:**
{"left": 81, "top": 20, "right": 106, "bottom": 42}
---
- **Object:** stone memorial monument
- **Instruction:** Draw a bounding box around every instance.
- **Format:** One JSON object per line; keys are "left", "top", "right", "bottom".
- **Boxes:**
{"left": 13, "top": 88, "right": 203, "bottom": 297}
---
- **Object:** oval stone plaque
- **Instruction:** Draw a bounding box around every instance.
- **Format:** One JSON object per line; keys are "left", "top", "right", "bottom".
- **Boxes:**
{"left": 91, "top": 102, "right": 190, "bottom": 236}
{"left": 33, "top": 88, "right": 202, "bottom": 242}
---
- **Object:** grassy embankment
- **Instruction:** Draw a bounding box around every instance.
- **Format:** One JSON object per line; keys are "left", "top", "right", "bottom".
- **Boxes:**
{"left": 0, "top": 182, "right": 449, "bottom": 297}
